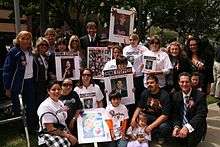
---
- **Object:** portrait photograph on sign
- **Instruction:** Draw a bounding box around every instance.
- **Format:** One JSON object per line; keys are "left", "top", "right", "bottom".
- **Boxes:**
{"left": 87, "top": 47, "right": 111, "bottom": 78}
{"left": 105, "top": 73, "right": 135, "bottom": 105}
{"left": 55, "top": 52, "right": 80, "bottom": 81}
{"left": 77, "top": 108, "right": 111, "bottom": 144}
{"left": 143, "top": 55, "right": 157, "bottom": 71}
{"left": 109, "top": 8, "right": 135, "bottom": 44}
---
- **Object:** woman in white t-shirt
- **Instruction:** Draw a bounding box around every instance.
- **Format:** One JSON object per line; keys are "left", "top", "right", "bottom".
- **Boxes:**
{"left": 74, "top": 68, "right": 104, "bottom": 109}
{"left": 37, "top": 80, "right": 77, "bottom": 146}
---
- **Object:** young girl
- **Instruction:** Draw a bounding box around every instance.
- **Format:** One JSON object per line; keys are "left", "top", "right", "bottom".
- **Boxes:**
{"left": 191, "top": 72, "right": 202, "bottom": 91}
{"left": 127, "top": 111, "right": 151, "bottom": 147}
{"left": 105, "top": 90, "right": 128, "bottom": 147}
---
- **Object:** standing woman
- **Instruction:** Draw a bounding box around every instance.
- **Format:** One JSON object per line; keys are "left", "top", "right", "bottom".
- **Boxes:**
{"left": 37, "top": 80, "right": 77, "bottom": 147}
{"left": 68, "top": 35, "right": 86, "bottom": 68}
{"left": 3, "top": 31, "right": 36, "bottom": 129}
{"left": 166, "top": 41, "right": 192, "bottom": 92}
{"left": 33, "top": 37, "right": 50, "bottom": 108}
{"left": 185, "top": 37, "right": 214, "bottom": 94}
{"left": 74, "top": 68, "right": 104, "bottom": 109}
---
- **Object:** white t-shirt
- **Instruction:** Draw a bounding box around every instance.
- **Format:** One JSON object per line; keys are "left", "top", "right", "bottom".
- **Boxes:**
{"left": 24, "top": 51, "right": 33, "bottom": 79}
{"left": 37, "top": 97, "right": 68, "bottom": 145}
{"left": 123, "top": 45, "right": 149, "bottom": 77}
{"left": 143, "top": 49, "right": 173, "bottom": 87}
{"left": 74, "top": 84, "right": 104, "bottom": 109}
{"left": 106, "top": 103, "right": 129, "bottom": 140}
{"left": 127, "top": 126, "right": 151, "bottom": 141}
{"left": 102, "top": 59, "right": 134, "bottom": 74}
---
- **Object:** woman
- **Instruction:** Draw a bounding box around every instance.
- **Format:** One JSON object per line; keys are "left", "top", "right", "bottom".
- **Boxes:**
{"left": 37, "top": 80, "right": 77, "bottom": 147}
{"left": 185, "top": 37, "right": 214, "bottom": 94}
{"left": 166, "top": 41, "right": 192, "bottom": 92}
{"left": 74, "top": 68, "right": 104, "bottom": 109}
{"left": 55, "top": 37, "right": 68, "bottom": 52}
{"left": 68, "top": 35, "right": 86, "bottom": 68}
{"left": 33, "top": 37, "right": 50, "bottom": 108}
{"left": 3, "top": 31, "right": 36, "bottom": 129}
{"left": 60, "top": 78, "right": 83, "bottom": 134}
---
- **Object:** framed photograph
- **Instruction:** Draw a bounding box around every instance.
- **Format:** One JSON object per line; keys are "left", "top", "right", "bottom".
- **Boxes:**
{"left": 55, "top": 52, "right": 80, "bottom": 81}
{"left": 87, "top": 47, "right": 111, "bottom": 78}
{"left": 109, "top": 8, "right": 135, "bottom": 44}
{"left": 104, "top": 69, "right": 135, "bottom": 105}
{"left": 77, "top": 108, "right": 111, "bottom": 144}
{"left": 143, "top": 55, "right": 157, "bottom": 71}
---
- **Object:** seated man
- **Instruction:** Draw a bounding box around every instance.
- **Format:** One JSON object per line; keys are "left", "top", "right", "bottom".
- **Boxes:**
{"left": 172, "top": 72, "right": 207, "bottom": 147}
{"left": 131, "top": 75, "right": 171, "bottom": 144}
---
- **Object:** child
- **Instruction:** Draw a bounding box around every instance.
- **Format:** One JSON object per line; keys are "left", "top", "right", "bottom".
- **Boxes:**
{"left": 105, "top": 90, "right": 129, "bottom": 147}
{"left": 127, "top": 111, "right": 151, "bottom": 147}
{"left": 191, "top": 72, "right": 202, "bottom": 91}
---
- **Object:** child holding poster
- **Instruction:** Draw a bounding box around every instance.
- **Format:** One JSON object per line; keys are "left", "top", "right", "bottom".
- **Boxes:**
{"left": 105, "top": 90, "right": 128, "bottom": 147}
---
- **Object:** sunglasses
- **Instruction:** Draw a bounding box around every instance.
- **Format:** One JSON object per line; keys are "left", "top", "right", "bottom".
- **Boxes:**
{"left": 150, "top": 41, "right": 159, "bottom": 45}
{"left": 62, "top": 83, "right": 73, "bottom": 87}
{"left": 82, "top": 73, "right": 91, "bottom": 77}
{"left": 40, "top": 43, "right": 49, "bottom": 47}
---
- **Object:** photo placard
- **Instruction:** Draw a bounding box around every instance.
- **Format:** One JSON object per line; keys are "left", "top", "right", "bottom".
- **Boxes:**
{"left": 77, "top": 108, "right": 111, "bottom": 144}
{"left": 87, "top": 47, "right": 111, "bottom": 78}
{"left": 143, "top": 55, "right": 157, "bottom": 71}
{"left": 104, "top": 68, "right": 135, "bottom": 105}
{"left": 109, "top": 8, "right": 135, "bottom": 44}
{"left": 55, "top": 52, "right": 80, "bottom": 81}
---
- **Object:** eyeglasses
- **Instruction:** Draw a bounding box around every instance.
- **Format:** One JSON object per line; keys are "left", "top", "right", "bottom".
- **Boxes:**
{"left": 62, "top": 83, "right": 73, "bottom": 87}
{"left": 150, "top": 41, "right": 159, "bottom": 45}
{"left": 82, "top": 74, "right": 91, "bottom": 77}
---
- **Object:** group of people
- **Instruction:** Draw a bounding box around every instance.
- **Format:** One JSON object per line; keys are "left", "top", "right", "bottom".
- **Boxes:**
{"left": 1, "top": 20, "right": 219, "bottom": 147}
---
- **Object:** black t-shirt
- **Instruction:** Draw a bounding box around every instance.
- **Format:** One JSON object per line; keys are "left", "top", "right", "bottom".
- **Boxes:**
{"left": 138, "top": 89, "right": 171, "bottom": 117}
{"left": 60, "top": 91, "right": 83, "bottom": 124}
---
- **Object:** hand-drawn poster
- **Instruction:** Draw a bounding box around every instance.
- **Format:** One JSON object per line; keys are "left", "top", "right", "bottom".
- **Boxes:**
{"left": 109, "top": 8, "right": 135, "bottom": 44}
{"left": 77, "top": 108, "right": 111, "bottom": 144}
{"left": 87, "top": 47, "right": 111, "bottom": 78}
{"left": 104, "top": 68, "right": 135, "bottom": 105}
{"left": 55, "top": 52, "right": 80, "bottom": 81}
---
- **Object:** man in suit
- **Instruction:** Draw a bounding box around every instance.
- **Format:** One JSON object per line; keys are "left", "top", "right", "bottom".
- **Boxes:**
{"left": 115, "top": 80, "right": 128, "bottom": 97}
{"left": 80, "top": 21, "right": 101, "bottom": 66}
{"left": 172, "top": 72, "right": 207, "bottom": 147}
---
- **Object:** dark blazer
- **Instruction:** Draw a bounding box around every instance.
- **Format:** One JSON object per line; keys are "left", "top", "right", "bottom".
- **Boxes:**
{"left": 80, "top": 34, "right": 101, "bottom": 63}
{"left": 172, "top": 89, "right": 207, "bottom": 129}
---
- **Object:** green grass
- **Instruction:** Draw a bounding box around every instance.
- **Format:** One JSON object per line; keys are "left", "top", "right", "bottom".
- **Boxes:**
{"left": 207, "top": 95, "right": 218, "bottom": 104}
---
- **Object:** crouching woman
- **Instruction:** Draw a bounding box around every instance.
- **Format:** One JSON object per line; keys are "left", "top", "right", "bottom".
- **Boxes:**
{"left": 37, "top": 80, "right": 77, "bottom": 147}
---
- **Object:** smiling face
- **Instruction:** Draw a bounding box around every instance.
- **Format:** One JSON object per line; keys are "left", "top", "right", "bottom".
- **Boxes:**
{"left": 189, "top": 40, "right": 198, "bottom": 53}
{"left": 38, "top": 41, "right": 49, "bottom": 55}
{"left": 82, "top": 69, "right": 92, "bottom": 87}
{"left": 149, "top": 39, "right": 160, "bottom": 52}
{"left": 18, "top": 32, "right": 32, "bottom": 50}
{"left": 179, "top": 75, "right": 191, "bottom": 94}
{"left": 129, "top": 36, "right": 139, "bottom": 47}
{"left": 62, "top": 79, "right": 73, "bottom": 95}
{"left": 170, "top": 44, "right": 180, "bottom": 57}
{"left": 111, "top": 97, "right": 121, "bottom": 107}
{"left": 146, "top": 79, "right": 159, "bottom": 93}
{"left": 48, "top": 83, "right": 61, "bottom": 101}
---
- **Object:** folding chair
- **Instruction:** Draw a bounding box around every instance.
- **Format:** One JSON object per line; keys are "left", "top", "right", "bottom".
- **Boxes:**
{"left": 0, "top": 68, "right": 30, "bottom": 147}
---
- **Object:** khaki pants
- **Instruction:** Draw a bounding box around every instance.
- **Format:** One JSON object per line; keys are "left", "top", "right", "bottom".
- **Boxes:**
{"left": 210, "top": 61, "right": 220, "bottom": 98}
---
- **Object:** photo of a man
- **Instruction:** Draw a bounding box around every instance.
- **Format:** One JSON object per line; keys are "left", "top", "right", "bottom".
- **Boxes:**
{"left": 111, "top": 78, "right": 128, "bottom": 97}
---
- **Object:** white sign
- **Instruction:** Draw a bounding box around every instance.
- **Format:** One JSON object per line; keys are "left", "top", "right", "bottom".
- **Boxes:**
{"left": 77, "top": 108, "right": 111, "bottom": 144}
{"left": 109, "top": 8, "right": 135, "bottom": 44}
{"left": 55, "top": 52, "right": 80, "bottom": 81}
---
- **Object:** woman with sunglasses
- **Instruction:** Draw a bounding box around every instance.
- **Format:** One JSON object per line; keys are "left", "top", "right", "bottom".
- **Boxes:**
{"left": 33, "top": 37, "right": 50, "bottom": 109}
{"left": 142, "top": 35, "right": 172, "bottom": 89}
{"left": 37, "top": 80, "right": 77, "bottom": 147}
{"left": 60, "top": 78, "right": 82, "bottom": 134}
{"left": 74, "top": 68, "right": 104, "bottom": 109}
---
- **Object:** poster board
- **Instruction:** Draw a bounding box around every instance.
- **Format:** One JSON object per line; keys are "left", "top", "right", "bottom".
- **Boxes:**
{"left": 55, "top": 52, "right": 80, "bottom": 81}
{"left": 87, "top": 47, "right": 111, "bottom": 78}
{"left": 109, "top": 8, "right": 135, "bottom": 44}
{"left": 77, "top": 108, "right": 111, "bottom": 144}
{"left": 104, "top": 68, "right": 135, "bottom": 105}
{"left": 143, "top": 55, "right": 157, "bottom": 71}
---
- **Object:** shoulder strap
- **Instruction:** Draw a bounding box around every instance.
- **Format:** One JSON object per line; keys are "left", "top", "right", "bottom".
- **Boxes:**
{"left": 39, "top": 112, "right": 60, "bottom": 130}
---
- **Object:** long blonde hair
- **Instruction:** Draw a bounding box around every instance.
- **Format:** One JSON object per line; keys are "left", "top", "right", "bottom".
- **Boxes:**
{"left": 68, "top": 35, "right": 80, "bottom": 52}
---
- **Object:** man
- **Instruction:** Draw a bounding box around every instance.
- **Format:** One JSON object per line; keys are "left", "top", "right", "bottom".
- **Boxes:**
{"left": 44, "top": 28, "right": 57, "bottom": 54}
{"left": 172, "top": 72, "right": 207, "bottom": 147}
{"left": 115, "top": 80, "right": 128, "bottom": 97}
{"left": 80, "top": 21, "right": 101, "bottom": 64}
{"left": 131, "top": 75, "right": 171, "bottom": 144}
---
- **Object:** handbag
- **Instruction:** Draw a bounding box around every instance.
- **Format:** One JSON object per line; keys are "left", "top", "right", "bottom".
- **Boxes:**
{"left": 38, "top": 112, "right": 71, "bottom": 147}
